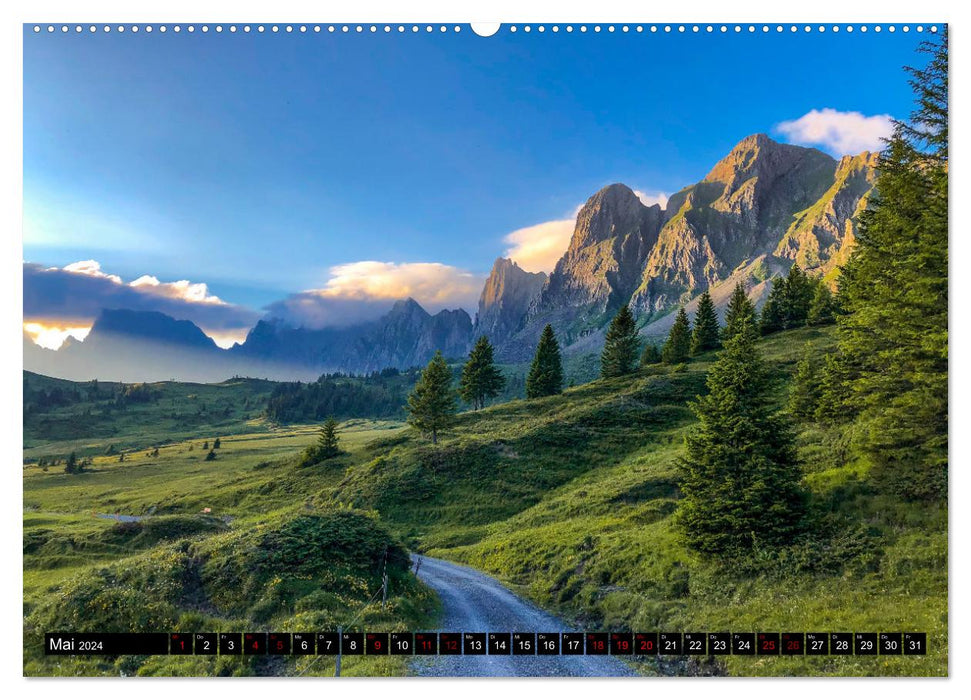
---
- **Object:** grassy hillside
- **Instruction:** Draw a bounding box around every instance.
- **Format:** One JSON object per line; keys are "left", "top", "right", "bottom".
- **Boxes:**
{"left": 23, "top": 372, "right": 278, "bottom": 457}
{"left": 326, "top": 325, "right": 946, "bottom": 676}
{"left": 23, "top": 420, "right": 437, "bottom": 676}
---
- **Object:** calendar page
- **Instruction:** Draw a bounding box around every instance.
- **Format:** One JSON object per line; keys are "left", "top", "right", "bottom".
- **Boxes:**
{"left": 21, "top": 17, "right": 948, "bottom": 679}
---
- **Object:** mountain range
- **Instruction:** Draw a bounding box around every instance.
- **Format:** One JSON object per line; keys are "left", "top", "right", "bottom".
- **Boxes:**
{"left": 24, "top": 134, "right": 878, "bottom": 382}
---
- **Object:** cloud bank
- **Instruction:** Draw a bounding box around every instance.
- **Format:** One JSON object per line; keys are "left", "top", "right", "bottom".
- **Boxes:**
{"left": 776, "top": 108, "right": 894, "bottom": 155}
{"left": 503, "top": 219, "right": 577, "bottom": 274}
{"left": 264, "top": 261, "right": 484, "bottom": 329}
{"left": 23, "top": 261, "right": 259, "bottom": 348}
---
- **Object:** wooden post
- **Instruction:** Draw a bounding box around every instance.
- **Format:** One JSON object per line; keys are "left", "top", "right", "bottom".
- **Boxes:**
{"left": 335, "top": 626, "right": 342, "bottom": 677}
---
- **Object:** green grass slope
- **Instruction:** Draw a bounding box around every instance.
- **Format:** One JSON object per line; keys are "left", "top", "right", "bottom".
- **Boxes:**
{"left": 326, "top": 326, "right": 946, "bottom": 677}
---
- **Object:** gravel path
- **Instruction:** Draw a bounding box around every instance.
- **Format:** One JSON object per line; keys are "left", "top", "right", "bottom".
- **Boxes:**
{"left": 410, "top": 555, "right": 637, "bottom": 677}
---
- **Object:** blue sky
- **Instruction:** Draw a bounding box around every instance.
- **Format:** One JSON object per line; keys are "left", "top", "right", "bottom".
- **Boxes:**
{"left": 23, "top": 24, "right": 931, "bottom": 346}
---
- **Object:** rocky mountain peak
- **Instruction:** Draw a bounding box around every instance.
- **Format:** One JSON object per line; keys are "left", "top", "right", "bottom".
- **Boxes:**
{"left": 474, "top": 257, "right": 547, "bottom": 348}
{"left": 703, "top": 133, "right": 835, "bottom": 191}
{"left": 88, "top": 308, "right": 217, "bottom": 350}
{"left": 568, "top": 183, "right": 659, "bottom": 252}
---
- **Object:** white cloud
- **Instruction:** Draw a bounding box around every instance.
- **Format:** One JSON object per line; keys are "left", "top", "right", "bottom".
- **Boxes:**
{"left": 634, "top": 190, "right": 669, "bottom": 209}
{"left": 264, "top": 261, "right": 485, "bottom": 329}
{"left": 776, "top": 108, "right": 894, "bottom": 155}
{"left": 503, "top": 219, "right": 576, "bottom": 273}
{"left": 129, "top": 275, "right": 225, "bottom": 305}
{"left": 62, "top": 260, "right": 122, "bottom": 284}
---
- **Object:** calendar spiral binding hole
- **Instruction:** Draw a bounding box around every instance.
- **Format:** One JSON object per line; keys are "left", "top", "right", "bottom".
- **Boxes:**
{"left": 32, "top": 24, "right": 940, "bottom": 35}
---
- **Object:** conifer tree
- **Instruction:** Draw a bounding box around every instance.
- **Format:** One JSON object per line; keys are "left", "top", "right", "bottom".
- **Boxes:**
{"left": 814, "top": 353, "right": 849, "bottom": 426}
{"left": 783, "top": 263, "right": 815, "bottom": 327}
{"left": 64, "top": 451, "right": 81, "bottom": 474}
{"left": 835, "top": 32, "right": 948, "bottom": 500}
{"left": 600, "top": 305, "right": 641, "bottom": 378}
{"left": 722, "top": 282, "right": 757, "bottom": 342}
{"left": 677, "top": 321, "right": 806, "bottom": 556}
{"left": 459, "top": 336, "right": 506, "bottom": 410}
{"left": 690, "top": 291, "right": 721, "bottom": 355}
{"left": 316, "top": 417, "right": 341, "bottom": 458}
{"left": 661, "top": 308, "right": 691, "bottom": 364}
{"left": 788, "top": 345, "right": 822, "bottom": 421}
{"left": 759, "top": 278, "right": 787, "bottom": 335}
{"left": 526, "top": 325, "right": 564, "bottom": 398}
{"left": 807, "top": 280, "right": 836, "bottom": 326}
{"left": 406, "top": 351, "right": 457, "bottom": 444}
{"left": 640, "top": 343, "right": 662, "bottom": 367}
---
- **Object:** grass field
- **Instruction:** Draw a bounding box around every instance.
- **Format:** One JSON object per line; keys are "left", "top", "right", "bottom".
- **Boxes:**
{"left": 23, "top": 419, "right": 439, "bottom": 676}
{"left": 23, "top": 325, "right": 948, "bottom": 676}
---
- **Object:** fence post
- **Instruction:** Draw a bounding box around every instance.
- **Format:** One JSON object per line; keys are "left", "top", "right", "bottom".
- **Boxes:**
{"left": 335, "top": 625, "right": 342, "bottom": 677}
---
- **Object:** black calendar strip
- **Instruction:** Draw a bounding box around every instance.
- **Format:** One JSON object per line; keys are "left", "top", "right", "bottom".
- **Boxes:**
{"left": 45, "top": 631, "right": 927, "bottom": 656}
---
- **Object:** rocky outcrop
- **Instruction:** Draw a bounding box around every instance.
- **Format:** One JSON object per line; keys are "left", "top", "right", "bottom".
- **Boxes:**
{"left": 524, "top": 184, "right": 664, "bottom": 339}
{"left": 473, "top": 258, "right": 547, "bottom": 348}
{"left": 773, "top": 151, "right": 879, "bottom": 279}
{"left": 630, "top": 134, "right": 838, "bottom": 317}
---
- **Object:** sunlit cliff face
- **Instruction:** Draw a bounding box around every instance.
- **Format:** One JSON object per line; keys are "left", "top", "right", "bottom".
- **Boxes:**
{"left": 23, "top": 322, "right": 91, "bottom": 350}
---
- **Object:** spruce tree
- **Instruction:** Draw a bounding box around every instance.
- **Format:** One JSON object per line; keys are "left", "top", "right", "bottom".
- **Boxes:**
{"left": 690, "top": 291, "right": 721, "bottom": 355}
{"left": 836, "top": 32, "right": 948, "bottom": 500}
{"left": 759, "top": 278, "right": 787, "bottom": 335}
{"left": 788, "top": 344, "right": 822, "bottom": 421}
{"left": 661, "top": 308, "right": 691, "bottom": 364}
{"left": 640, "top": 343, "right": 662, "bottom": 367}
{"left": 815, "top": 353, "right": 849, "bottom": 426}
{"left": 316, "top": 417, "right": 341, "bottom": 458}
{"left": 406, "top": 351, "right": 457, "bottom": 444}
{"left": 600, "top": 305, "right": 640, "bottom": 378}
{"left": 677, "top": 321, "right": 806, "bottom": 556}
{"left": 807, "top": 280, "right": 836, "bottom": 326}
{"left": 64, "top": 451, "right": 81, "bottom": 474}
{"left": 722, "top": 282, "right": 757, "bottom": 342}
{"left": 526, "top": 325, "right": 564, "bottom": 398}
{"left": 459, "top": 336, "right": 506, "bottom": 410}
{"left": 783, "top": 263, "right": 815, "bottom": 327}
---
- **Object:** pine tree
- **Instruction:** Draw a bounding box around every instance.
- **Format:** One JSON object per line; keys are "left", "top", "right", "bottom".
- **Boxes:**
{"left": 406, "top": 351, "right": 457, "bottom": 444}
{"left": 661, "top": 308, "right": 691, "bottom": 364}
{"left": 600, "top": 305, "right": 641, "bottom": 378}
{"left": 815, "top": 353, "right": 849, "bottom": 426}
{"left": 640, "top": 343, "right": 662, "bottom": 367}
{"left": 677, "top": 321, "right": 806, "bottom": 556}
{"left": 459, "top": 336, "right": 506, "bottom": 410}
{"left": 722, "top": 282, "right": 757, "bottom": 342}
{"left": 690, "top": 291, "right": 721, "bottom": 355}
{"left": 64, "top": 451, "right": 81, "bottom": 474}
{"left": 835, "top": 32, "right": 948, "bottom": 500}
{"left": 783, "top": 263, "right": 815, "bottom": 327}
{"left": 807, "top": 280, "right": 836, "bottom": 326}
{"left": 314, "top": 417, "right": 341, "bottom": 459}
{"left": 526, "top": 325, "right": 564, "bottom": 398}
{"left": 788, "top": 345, "right": 822, "bottom": 421}
{"left": 759, "top": 278, "right": 787, "bottom": 335}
